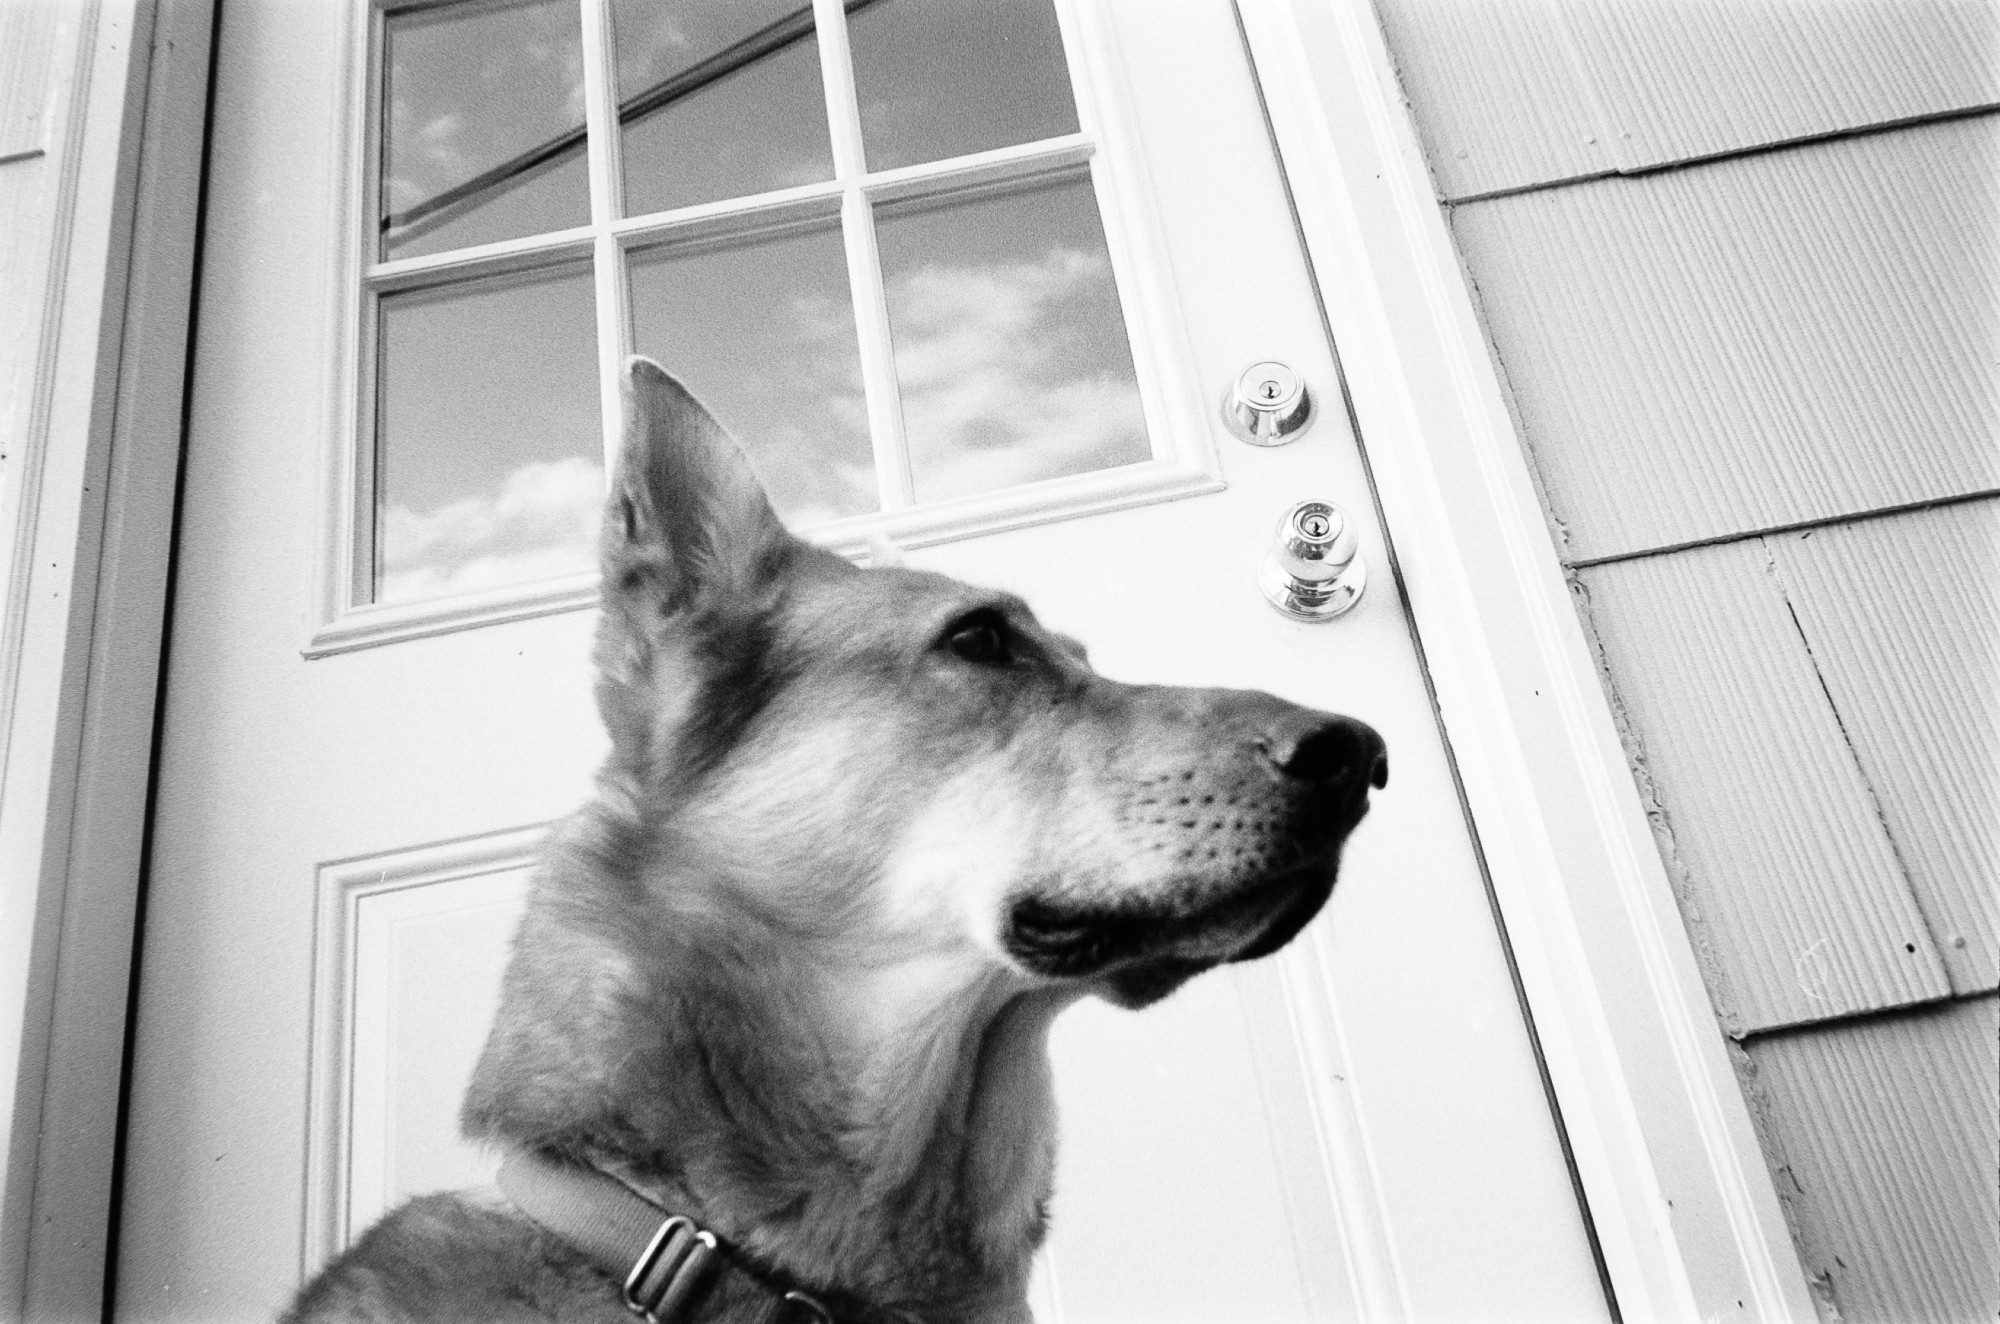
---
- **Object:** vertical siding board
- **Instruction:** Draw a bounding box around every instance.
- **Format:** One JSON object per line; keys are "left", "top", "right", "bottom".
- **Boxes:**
{"left": 1578, "top": 543, "right": 1951, "bottom": 1034}
{"left": 1376, "top": 0, "right": 2000, "bottom": 201}
{"left": 1745, "top": 995, "right": 2000, "bottom": 1324}
{"left": 1372, "top": 0, "right": 1617, "bottom": 200}
{"left": 1768, "top": 501, "right": 2000, "bottom": 996}
{"left": 1453, "top": 116, "right": 2000, "bottom": 562}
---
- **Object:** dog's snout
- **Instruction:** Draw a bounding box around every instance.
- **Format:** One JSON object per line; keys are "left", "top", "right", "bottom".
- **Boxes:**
{"left": 1274, "top": 716, "right": 1387, "bottom": 789}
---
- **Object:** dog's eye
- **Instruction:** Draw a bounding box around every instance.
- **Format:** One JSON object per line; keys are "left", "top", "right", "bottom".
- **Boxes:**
{"left": 944, "top": 614, "right": 1012, "bottom": 666}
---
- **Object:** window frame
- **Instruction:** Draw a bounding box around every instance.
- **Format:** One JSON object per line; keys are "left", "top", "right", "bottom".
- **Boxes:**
{"left": 307, "top": 0, "right": 1223, "bottom": 657}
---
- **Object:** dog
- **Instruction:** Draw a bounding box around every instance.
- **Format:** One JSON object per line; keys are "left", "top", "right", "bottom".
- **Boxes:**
{"left": 286, "top": 357, "right": 1387, "bottom": 1323}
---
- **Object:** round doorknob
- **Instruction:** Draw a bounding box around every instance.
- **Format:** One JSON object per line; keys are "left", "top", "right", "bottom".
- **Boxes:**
{"left": 1261, "top": 500, "right": 1366, "bottom": 620}
{"left": 1224, "top": 360, "right": 1313, "bottom": 446}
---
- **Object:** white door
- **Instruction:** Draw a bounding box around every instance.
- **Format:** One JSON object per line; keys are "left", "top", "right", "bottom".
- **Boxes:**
{"left": 118, "top": 1, "right": 1610, "bottom": 1320}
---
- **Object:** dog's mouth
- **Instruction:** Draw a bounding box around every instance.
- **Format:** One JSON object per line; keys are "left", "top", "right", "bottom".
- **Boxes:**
{"left": 1002, "top": 850, "right": 1346, "bottom": 1009}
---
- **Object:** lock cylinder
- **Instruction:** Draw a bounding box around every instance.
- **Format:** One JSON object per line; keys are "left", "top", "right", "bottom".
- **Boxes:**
{"left": 1224, "top": 360, "right": 1314, "bottom": 445}
{"left": 1261, "top": 500, "right": 1366, "bottom": 620}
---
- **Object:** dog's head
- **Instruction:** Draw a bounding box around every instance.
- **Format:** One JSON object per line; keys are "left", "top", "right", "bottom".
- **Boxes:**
{"left": 598, "top": 358, "right": 1384, "bottom": 1009}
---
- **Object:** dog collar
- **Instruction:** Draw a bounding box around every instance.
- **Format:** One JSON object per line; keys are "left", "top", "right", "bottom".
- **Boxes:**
{"left": 497, "top": 1150, "right": 835, "bottom": 1324}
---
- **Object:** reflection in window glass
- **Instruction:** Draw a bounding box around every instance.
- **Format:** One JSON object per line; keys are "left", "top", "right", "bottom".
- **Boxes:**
{"left": 612, "top": 0, "right": 836, "bottom": 218}
{"left": 848, "top": 0, "right": 1078, "bottom": 172}
{"left": 381, "top": 0, "right": 590, "bottom": 261}
{"left": 874, "top": 175, "right": 1149, "bottom": 504}
{"left": 630, "top": 223, "right": 876, "bottom": 526}
{"left": 375, "top": 265, "right": 602, "bottom": 605}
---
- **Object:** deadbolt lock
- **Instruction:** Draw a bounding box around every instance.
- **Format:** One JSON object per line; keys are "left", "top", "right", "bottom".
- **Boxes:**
{"left": 1262, "top": 500, "right": 1366, "bottom": 621}
{"left": 1224, "top": 360, "right": 1313, "bottom": 446}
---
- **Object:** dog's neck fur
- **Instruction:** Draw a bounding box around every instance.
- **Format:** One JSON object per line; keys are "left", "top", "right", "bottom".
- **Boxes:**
{"left": 463, "top": 809, "right": 1066, "bottom": 1323}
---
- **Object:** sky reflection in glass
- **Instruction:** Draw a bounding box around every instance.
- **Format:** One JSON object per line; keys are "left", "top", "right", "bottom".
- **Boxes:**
{"left": 875, "top": 175, "right": 1149, "bottom": 504}
{"left": 848, "top": 0, "right": 1078, "bottom": 171}
{"left": 380, "top": 0, "right": 589, "bottom": 261}
{"left": 613, "top": 0, "right": 836, "bottom": 218}
{"left": 366, "top": 1, "right": 1148, "bottom": 609}
{"left": 630, "top": 223, "right": 877, "bottom": 527}
{"left": 375, "top": 265, "right": 602, "bottom": 605}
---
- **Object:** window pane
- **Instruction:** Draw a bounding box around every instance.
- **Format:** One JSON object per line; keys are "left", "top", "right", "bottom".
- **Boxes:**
{"left": 612, "top": 0, "right": 836, "bottom": 218}
{"left": 381, "top": 0, "right": 591, "bottom": 261}
{"left": 874, "top": 174, "right": 1149, "bottom": 504}
{"left": 848, "top": 0, "right": 1078, "bottom": 172}
{"left": 630, "top": 223, "right": 877, "bottom": 527}
{"left": 375, "top": 265, "right": 602, "bottom": 605}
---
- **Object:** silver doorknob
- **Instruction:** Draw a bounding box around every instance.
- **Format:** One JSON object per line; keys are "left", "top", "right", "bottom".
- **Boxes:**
{"left": 1224, "top": 360, "right": 1313, "bottom": 446}
{"left": 1261, "top": 500, "right": 1366, "bottom": 620}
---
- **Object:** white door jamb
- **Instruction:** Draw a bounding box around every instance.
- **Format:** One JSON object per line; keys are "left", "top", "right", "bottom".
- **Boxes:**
{"left": 1234, "top": 3, "right": 1816, "bottom": 1321}
{"left": 0, "top": 1, "right": 213, "bottom": 1318}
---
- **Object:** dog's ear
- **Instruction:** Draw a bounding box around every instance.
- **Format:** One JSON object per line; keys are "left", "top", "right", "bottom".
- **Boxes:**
{"left": 607, "top": 356, "right": 792, "bottom": 613}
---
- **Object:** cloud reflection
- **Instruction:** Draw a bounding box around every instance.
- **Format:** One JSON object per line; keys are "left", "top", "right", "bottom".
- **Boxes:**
{"left": 378, "top": 455, "right": 602, "bottom": 605}
{"left": 378, "top": 243, "right": 1146, "bottom": 604}
{"left": 885, "top": 246, "right": 1149, "bottom": 502}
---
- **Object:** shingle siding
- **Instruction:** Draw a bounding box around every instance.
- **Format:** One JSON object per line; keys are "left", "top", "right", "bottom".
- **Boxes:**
{"left": 1373, "top": 1, "right": 2000, "bottom": 1317}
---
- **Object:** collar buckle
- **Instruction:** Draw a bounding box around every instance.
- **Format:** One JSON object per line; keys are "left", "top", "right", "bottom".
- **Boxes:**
{"left": 621, "top": 1215, "right": 834, "bottom": 1324}
{"left": 782, "top": 1289, "right": 835, "bottom": 1324}
{"left": 623, "top": 1215, "right": 719, "bottom": 1322}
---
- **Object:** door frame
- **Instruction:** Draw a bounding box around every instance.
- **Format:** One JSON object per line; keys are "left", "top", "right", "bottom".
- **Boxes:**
{"left": 0, "top": 0, "right": 1812, "bottom": 1320}
{"left": 1236, "top": 5, "right": 1814, "bottom": 1321}
{"left": 0, "top": 0, "right": 213, "bottom": 1318}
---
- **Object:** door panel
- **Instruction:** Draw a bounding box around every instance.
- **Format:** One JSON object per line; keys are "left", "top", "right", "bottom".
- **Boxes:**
{"left": 118, "top": 2, "right": 1610, "bottom": 1320}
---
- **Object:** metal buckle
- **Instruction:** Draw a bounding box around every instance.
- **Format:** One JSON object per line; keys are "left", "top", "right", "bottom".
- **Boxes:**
{"left": 782, "top": 1289, "right": 834, "bottom": 1324}
{"left": 622, "top": 1215, "right": 720, "bottom": 1322}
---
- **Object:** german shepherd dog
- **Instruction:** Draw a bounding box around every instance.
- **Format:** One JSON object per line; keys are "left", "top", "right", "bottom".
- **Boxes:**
{"left": 288, "top": 358, "right": 1386, "bottom": 1323}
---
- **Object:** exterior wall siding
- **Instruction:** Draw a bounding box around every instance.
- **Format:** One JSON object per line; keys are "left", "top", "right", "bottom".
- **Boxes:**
{"left": 1449, "top": 118, "right": 2000, "bottom": 563}
{"left": 1371, "top": 0, "right": 2000, "bottom": 1319}
{"left": 1375, "top": 0, "right": 2000, "bottom": 200}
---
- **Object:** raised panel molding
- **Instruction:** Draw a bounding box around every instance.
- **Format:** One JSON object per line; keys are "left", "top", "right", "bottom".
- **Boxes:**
{"left": 302, "top": 827, "right": 542, "bottom": 1274}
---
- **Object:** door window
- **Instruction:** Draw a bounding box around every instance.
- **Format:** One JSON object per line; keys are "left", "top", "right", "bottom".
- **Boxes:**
{"left": 331, "top": 0, "right": 1210, "bottom": 649}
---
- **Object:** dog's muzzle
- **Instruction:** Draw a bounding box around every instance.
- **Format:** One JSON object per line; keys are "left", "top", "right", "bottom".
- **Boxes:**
{"left": 1005, "top": 710, "right": 1386, "bottom": 1006}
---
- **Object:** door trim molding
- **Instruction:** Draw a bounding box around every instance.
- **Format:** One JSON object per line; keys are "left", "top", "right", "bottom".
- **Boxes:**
{"left": 1234, "top": 3, "right": 1815, "bottom": 1321}
{"left": 0, "top": 0, "right": 213, "bottom": 1319}
{"left": 303, "top": 826, "right": 545, "bottom": 1277}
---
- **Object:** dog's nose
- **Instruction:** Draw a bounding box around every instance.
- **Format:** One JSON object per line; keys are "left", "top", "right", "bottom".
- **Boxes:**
{"left": 1276, "top": 716, "right": 1388, "bottom": 789}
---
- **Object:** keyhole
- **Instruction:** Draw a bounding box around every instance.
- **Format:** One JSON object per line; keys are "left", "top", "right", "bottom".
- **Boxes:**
{"left": 1225, "top": 361, "right": 1312, "bottom": 445}
{"left": 1300, "top": 511, "right": 1330, "bottom": 539}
